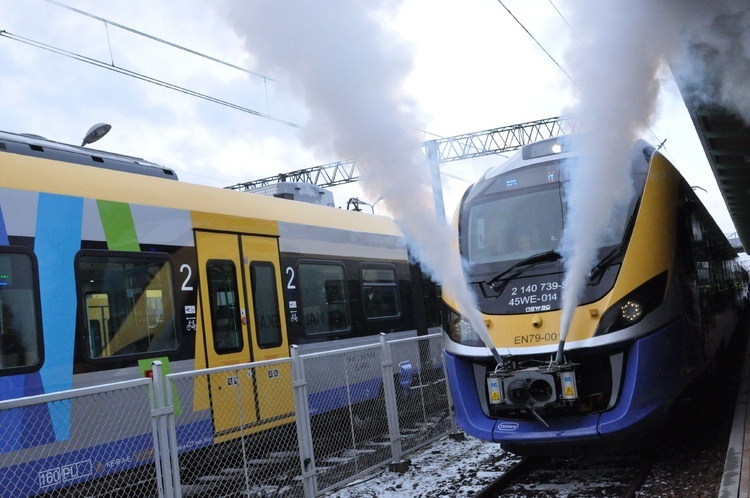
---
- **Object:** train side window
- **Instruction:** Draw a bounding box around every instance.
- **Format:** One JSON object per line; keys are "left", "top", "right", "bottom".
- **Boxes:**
{"left": 361, "top": 265, "right": 400, "bottom": 319}
{"left": 77, "top": 252, "right": 178, "bottom": 359}
{"left": 299, "top": 262, "right": 350, "bottom": 336}
{"left": 0, "top": 247, "right": 43, "bottom": 374}
{"left": 250, "top": 262, "right": 282, "bottom": 348}
{"left": 207, "top": 260, "right": 243, "bottom": 353}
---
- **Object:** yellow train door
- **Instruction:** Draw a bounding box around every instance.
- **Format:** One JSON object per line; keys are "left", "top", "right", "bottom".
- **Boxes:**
{"left": 239, "top": 235, "right": 293, "bottom": 424}
{"left": 195, "top": 231, "right": 292, "bottom": 439}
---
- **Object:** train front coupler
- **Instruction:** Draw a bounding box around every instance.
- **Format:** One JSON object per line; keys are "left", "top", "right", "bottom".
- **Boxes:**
{"left": 486, "top": 360, "right": 579, "bottom": 427}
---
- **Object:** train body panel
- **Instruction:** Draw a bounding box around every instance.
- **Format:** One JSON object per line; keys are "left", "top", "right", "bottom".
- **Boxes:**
{"left": 443, "top": 135, "right": 746, "bottom": 454}
{"left": 0, "top": 131, "right": 442, "bottom": 494}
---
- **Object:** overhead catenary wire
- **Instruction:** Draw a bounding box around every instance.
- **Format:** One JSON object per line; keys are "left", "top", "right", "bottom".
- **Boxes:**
{"left": 498, "top": 1, "right": 672, "bottom": 161}
{"left": 0, "top": 30, "right": 301, "bottom": 129}
{"left": 41, "top": 0, "right": 273, "bottom": 82}
{"left": 496, "top": 0, "right": 580, "bottom": 92}
{"left": 547, "top": 0, "right": 581, "bottom": 42}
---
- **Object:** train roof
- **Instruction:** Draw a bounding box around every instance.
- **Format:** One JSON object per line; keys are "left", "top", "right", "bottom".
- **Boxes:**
{"left": 0, "top": 141, "right": 402, "bottom": 238}
{"left": 483, "top": 135, "right": 580, "bottom": 181}
{"left": 482, "top": 135, "right": 658, "bottom": 183}
{"left": 0, "top": 130, "right": 178, "bottom": 180}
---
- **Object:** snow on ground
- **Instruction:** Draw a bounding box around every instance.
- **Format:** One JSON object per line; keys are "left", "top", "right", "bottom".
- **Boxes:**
{"left": 323, "top": 433, "right": 520, "bottom": 497}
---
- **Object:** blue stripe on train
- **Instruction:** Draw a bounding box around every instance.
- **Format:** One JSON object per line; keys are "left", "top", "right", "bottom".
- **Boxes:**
{"left": 307, "top": 378, "right": 382, "bottom": 415}
{"left": 35, "top": 193, "right": 83, "bottom": 441}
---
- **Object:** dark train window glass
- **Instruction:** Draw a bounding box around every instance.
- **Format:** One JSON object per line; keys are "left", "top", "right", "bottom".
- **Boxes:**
{"left": 299, "top": 262, "right": 350, "bottom": 336}
{"left": 77, "top": 252, "right": 178, "bottom": 359}
{"left": 0, "top": 249, "right": 43, "bottom": 374}
{"left": 362, "top": 266, "right": 400, "bottom": 319}
{"left": 207, "top": 260, "right": 243, "bottom": 354}
{"left": 466, "top": 187, "right": 564, "bottom": 264}
{"left": 250, "top": 262, "right": 282, "bottom": 348}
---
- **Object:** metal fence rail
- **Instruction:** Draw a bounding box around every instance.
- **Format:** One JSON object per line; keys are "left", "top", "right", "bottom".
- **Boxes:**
{"left": 0, "top": 333, "right": 454, "bottom": 497}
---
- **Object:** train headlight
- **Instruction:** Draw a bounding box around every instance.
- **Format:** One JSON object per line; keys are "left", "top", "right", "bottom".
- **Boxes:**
{"left": 442, "top": 304, "right": 485, "bottom": 347}
{"left": 619, "top": 300, "right": 642, "bottom": 322}
{"left": 595, "top": 271, "right": 668, "bottom": 336}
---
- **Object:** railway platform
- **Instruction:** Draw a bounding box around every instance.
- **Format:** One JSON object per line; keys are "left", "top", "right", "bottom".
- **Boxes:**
{"left": 720, "top": 321, "right": 750, "bottom": 498}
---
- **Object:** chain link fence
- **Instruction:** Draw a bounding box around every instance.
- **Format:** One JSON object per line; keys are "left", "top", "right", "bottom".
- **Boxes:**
{"left": 0, "top": 333, "right": 454, "bottom": 497}
{"left": 386, "top": 334, "right": 456, "bottom": 456}
{"left": 168, "top": 358, "right": 302, "bottom": 497}
{"left": 0, "top": 378, "right": 159, "bottom": 497}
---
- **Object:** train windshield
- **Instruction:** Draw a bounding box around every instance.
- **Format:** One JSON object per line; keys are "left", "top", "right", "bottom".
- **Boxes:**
{"left": 462, "top": 159, "right": 628, "bottom": 267}
{"left": 466, "top": 187, "right": 563, "bottom": 264}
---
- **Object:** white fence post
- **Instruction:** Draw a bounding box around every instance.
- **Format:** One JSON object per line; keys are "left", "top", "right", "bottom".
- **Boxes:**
{"left": 291, "top": 345, "right": 318, "bottom": 498}
{"left": 379, "top": 333, "right": 405, "bottom": 467}
{"left": 163, "top": 371, "right": 182, "bottom": 498}
{"left": 150, "top": 360, "right": 181, "bottom": 498}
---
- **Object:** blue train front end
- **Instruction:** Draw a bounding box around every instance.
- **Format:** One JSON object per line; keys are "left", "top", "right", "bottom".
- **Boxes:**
{"left": 445, "top": 318, "right": 690, "bottom": 453}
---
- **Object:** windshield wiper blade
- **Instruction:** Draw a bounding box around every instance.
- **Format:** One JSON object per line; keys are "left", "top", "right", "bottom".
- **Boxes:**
{"left": 588, "top": 197, "right": 640, "bottom": 281}
{"left": 486, "top": 250, "right": 562, "bottom": 292}
{"left": 588, "top": 244, "right": 625, "bottom": 280}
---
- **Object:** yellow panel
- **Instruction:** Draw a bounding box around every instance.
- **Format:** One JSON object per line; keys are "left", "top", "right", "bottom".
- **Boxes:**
{"left": 241, "top": 235, "right": 294, "bottom": 424}
{"left": 485, "top": 299, "right": 606, "bottom": 348}
{"left": 0, "top": 153, "right": 401, "bottom": 238}
{"left": 191, "top": 211, "right": 278, "bottom": 236}
{"left": 613, "top": 153, "right": 677, "bottom": 298}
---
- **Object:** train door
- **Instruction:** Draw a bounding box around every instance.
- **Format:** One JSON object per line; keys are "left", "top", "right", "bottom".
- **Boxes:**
{"left": 195, "top": 231, "right": 292, "bottom": 438}
{"left": 239, "top": 234, "right": 293, "bottom": 424}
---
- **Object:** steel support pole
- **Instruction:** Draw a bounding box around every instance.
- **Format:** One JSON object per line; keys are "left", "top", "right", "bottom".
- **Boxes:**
{"left": 426, "top": 140, "right": 446, "bottom": 224}
{"left": 291, "top": 346, "right": 318, "bottom": 498}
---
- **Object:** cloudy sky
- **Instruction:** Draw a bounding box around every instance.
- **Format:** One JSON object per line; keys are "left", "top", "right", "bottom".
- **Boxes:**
{"left": 0, "top": 0, "right": 737, "bottom": 233}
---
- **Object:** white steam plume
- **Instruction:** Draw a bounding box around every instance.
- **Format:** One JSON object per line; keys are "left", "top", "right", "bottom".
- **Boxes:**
{"left": 218, "top": 0, "right": 500, "bottom": 360}
{"left": 557, "top": 0, "right": 750, "bottom": 360}
{"left": 556, "top": 1, "right": 676, "bottom": 358}
{"left": 670, "top": 1, "right": 750, "bottom": 123}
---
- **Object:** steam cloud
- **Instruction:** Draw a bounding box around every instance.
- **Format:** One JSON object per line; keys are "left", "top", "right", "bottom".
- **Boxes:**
{"left": 558, "top": 0, "right": 750, "bottom": 350}
{"left": 218, "top": 0, "right": 495, "bottom": 354}
{"left": 671, "top": 1, "right": 750, "bottom": 123}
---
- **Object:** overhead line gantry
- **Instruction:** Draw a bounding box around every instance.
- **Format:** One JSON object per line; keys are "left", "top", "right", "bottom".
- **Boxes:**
{"left": 225, "top": 115, "right": 582, "bottom": 192}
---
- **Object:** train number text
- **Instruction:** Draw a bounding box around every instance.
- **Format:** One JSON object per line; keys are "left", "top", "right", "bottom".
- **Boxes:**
{"left": 513, "top": 332, "right": 559, "bottom": 345}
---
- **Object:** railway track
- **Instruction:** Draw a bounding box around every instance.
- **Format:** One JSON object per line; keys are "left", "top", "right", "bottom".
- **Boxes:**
{"left": 474, "top": 452, "right": 654, "bottom": 498}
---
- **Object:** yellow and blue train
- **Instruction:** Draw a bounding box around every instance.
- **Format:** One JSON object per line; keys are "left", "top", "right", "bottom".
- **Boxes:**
{"left": 443, "top": 135, "right": 747, "bottom": 455}
{"left": 0, "top": 130, "right": 440, "bottom": 495}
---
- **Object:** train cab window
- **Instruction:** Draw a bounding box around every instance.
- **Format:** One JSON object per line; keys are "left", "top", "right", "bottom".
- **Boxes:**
{"left": 250, "top": 262, "right": 282, "bottom": 348}
{"left": 207, "top": 260, "right": 243, "bottom": 353}
{"left": 77, "top": 252, "right": 178, "bottom": 359}
{"left": 466, "top": 188, "right": 564, "bottom": 265}
{"left": 361, "top": 265, "right": 400, "bottom": 319}
{"left": 0, "top": 248, "right": 43, "bottom": 374}
{"left": 299, "top": 262, "right": 350, "bottom": 336}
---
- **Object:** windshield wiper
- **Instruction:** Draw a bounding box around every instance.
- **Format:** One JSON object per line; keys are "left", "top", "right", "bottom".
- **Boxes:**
{"left": 485, "top": 250, "right": 562, "bottom": 294}
{"left": 588, "top": 244, "right": 625, "bottom": 281}
{"left": 588, "top": 197, "right": 640, "bottom": 281}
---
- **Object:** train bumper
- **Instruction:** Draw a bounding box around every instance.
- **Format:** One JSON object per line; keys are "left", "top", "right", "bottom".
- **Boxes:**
{"left": 445, "top": 320, "right": 684, "bottom": 448}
